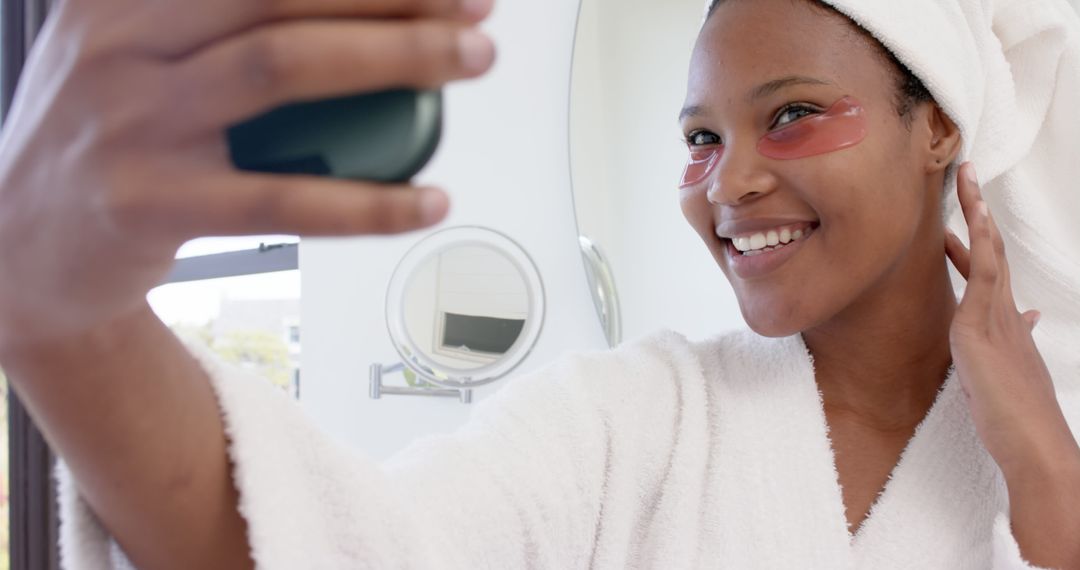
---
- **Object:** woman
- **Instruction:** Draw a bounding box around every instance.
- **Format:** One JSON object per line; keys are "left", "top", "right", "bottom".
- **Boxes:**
{"left": 0, "top": 0, "right": 1076, "bottom": 569}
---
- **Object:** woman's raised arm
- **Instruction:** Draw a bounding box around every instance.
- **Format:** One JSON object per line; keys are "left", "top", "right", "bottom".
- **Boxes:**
{"left": 0, "top": 0, "right": 495, "bottom": 567}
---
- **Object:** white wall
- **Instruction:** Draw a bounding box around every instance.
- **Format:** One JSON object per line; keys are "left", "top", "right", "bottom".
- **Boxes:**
{"left": 570, "top": 0, "right": 746, "bottom": 344}
{"left": 298, "top": 0, "right": 755, "bottom": 461}
{"left": 299, "top": 0, "right": 610, "bottom": 461}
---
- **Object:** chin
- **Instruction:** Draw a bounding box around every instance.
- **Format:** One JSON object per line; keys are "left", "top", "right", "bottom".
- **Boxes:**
{"left": 745, "top": 319, "right": 803, "bottom": 338}
{"left": 738, "top": 299, "right": 809, "bottom": 338}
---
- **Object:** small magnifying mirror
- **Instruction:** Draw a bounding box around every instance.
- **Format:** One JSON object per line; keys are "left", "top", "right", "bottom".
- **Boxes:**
{"left": 384, "top": 226, "right": 545, "bottom": 390}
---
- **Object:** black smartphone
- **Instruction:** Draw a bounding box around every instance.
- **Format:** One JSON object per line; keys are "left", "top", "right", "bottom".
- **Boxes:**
{"left": 227, "top": 89, "right": 443, "bottom": 183}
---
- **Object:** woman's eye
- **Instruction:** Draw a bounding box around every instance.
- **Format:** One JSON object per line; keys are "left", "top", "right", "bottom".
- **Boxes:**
{"left": 774, "top": 105, "right": 817, "bottom": 128}
{"left": 686, "top": 131, "right": 721, "bottom": 146}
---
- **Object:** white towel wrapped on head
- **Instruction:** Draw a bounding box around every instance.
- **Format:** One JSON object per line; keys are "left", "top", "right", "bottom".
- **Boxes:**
{"left": 807, "top": 0, "right": 1080, "bottom": 385}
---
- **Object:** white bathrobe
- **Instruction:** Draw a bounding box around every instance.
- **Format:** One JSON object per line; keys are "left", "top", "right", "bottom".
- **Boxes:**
{"left": 55, "top": 327, "right": 1078, "bottom": 569}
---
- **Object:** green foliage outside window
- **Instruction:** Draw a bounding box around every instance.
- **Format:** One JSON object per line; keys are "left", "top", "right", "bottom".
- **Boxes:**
{"left": 171, "top": 323, "right": 293, "bottom": 392}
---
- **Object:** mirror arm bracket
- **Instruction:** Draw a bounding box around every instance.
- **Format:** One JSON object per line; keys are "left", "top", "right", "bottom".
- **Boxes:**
{"left": 369, "top": 362, "right": 474, "bottom": 404}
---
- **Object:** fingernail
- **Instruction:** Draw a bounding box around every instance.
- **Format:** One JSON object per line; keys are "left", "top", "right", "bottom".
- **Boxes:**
{"left": 462, "top": 0, "right": 494, "bottom": 19}
{"left": 1034, "top": 312, "right": 1042, "bottom": 326}
{"left": 966, "top": 163, "right": 979, "bottom": 186}
{"left": 419, "top": 188, "right": 448, "bottom": 225}
{"left": 459, "top": 29, "right": 495, "bottom": 74}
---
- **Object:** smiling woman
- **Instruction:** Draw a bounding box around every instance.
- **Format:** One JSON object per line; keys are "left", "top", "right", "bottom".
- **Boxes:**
{"left": 0, "top": 0, "right": 1077, "bottom": 568}
{"left": 577, "top": 0, "right": 1080, "bottom": 566}
{"left": 679, "top": 0, "right": 961, "bottom": 339}
{"left": 673, "top": 0, "right": 1080, "bottom": 565}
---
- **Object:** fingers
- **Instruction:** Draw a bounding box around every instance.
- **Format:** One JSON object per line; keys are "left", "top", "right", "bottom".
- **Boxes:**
{"left": 955, "top": 163, "right": 998, "bottom": 314}
{"left": 1022, "top": 310, "right": 1042, "bottom": 332}
{"left": 113, "top": 171, "right": 451, "bottom": 238}
{"left": 944, "top": 228, "right": 970, "bottom": 280}
{"left": 169, "top": 19, "right": 495, "bottom": 135}
{"left": 193, "top": 174, "right": 451, "bottom": 237}
{"left": 114, "top": 0, "right": 495, "bottom": 59}
{"left": 984, "top": 198, "right": 1015, "bottom": 299}
{"left": 957, "top": 162, "right": 1015, "bottom": 298}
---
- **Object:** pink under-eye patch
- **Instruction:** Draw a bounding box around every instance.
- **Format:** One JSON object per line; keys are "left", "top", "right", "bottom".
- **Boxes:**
{"left": 677, "top": 95, "right": 868, "bottom": 189}
{"left": 679, "top": 146, "right": 724, "bottom": 188}
{"left": 757, "top": 96, "right": 868, "bottom": 159}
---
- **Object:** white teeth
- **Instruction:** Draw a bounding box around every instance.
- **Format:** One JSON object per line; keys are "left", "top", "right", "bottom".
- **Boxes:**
{"left": 725, "top": 224, "right": 815, "bottom": 255}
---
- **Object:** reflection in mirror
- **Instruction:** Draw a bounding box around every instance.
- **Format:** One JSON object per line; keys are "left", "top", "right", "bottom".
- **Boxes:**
{"left": 403, "top": 243, "right": 528, "bottom": 371}
{"left": 385, "top": 226, "right": 545, "bottom": 389}
{"left": 570, "top": 0, "right": 746, "bottom": 342}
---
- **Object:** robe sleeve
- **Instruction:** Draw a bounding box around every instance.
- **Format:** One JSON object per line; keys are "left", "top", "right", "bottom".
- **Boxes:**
{"left": 990, "top": 512, "right": 1054, "bottom": 570}
{"left": 54, "top": 333, "right": 626, "bottom": 570}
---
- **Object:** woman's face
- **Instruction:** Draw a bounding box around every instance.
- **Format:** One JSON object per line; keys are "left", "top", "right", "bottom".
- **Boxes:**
{"left": 680, "top": 0, "right": 944, "bottom": 337}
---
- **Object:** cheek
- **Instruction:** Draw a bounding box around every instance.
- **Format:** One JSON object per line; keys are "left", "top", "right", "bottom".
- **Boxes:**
{"left": 679, "top": 187, "right": 713, "bottom": 236}
{"left": 803, "top": 181, "right": 922, "bottom": 311}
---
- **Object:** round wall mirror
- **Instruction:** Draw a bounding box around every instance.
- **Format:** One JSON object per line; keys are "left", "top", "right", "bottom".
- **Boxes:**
{"left": 568, "top": 0, "right": 746, "bottom": 343}
{"left": 385, "top": 226, "right": 545, "bottom": 389}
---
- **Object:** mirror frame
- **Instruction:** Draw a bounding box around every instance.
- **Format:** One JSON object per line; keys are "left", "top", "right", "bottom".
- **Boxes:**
{"left": 578, "top": 235, "right": 622, "bottom": 348}
{"left": 384, "top": 225, "right": 546, "bottom": 389}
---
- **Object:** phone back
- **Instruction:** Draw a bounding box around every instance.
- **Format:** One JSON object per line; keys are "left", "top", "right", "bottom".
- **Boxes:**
{"left": 228, "top": 89, "right": 443, "bottom": 183}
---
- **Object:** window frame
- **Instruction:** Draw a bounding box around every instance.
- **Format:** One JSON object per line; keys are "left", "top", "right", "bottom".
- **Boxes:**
{"left": 167, "top": 242, "right": 298, "bottom": 284}
{"left": 4, "top": 0, "right": 60, "bottom": 568}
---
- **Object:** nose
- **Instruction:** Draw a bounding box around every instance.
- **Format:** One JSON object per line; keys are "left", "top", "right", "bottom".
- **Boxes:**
{"left": 706, "top": 143, "right": 778, "bottom": 206}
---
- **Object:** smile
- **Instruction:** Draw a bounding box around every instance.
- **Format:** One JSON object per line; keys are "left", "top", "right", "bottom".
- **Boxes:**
{"left": 718, "top": 222, "right": 819, "bottom": 279}
{"left": 718, "top": 222, "right": 817, "bottom": 256}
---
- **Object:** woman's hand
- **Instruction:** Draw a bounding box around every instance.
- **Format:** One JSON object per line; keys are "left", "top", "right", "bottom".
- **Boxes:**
{"left": 0, "top": 2, "right": 497, "bottom": 568}
{"left": 945, "top": 162, "right": 1080, "bottom": 568}
{"left": 0, "top": 0, "right": 496, "bottom": 349}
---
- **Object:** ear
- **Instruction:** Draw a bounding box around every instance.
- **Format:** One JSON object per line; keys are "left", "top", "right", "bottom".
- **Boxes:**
{"left": 921, "top": 104, "right": 962, "bottom": 174}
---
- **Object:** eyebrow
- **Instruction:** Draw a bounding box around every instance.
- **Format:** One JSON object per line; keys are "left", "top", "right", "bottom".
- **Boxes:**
{"left": 678, "top": 75, "right": 835, "bottom": 122}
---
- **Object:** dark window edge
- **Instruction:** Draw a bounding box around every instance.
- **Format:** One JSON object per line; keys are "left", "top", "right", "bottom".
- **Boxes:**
{"left": 163, "top": 242, "right": 299, "bottom": 284}
{"left": 5, "top": 1, "right": 61, "bottom": 568}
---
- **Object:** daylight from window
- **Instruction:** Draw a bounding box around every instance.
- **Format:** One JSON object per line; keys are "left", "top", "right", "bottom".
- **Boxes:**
{"left": 148, "top": 238, "right": 302, "bottom": 397}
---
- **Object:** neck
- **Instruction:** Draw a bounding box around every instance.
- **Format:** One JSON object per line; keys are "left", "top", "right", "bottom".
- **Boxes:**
{"left": 802, "top": 244, "right": 956, "bottom": 432}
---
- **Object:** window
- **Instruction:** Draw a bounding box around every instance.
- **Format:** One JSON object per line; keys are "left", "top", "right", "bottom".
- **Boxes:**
{"left": 148, "top": 238, "right": 302, "bottom": 398}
